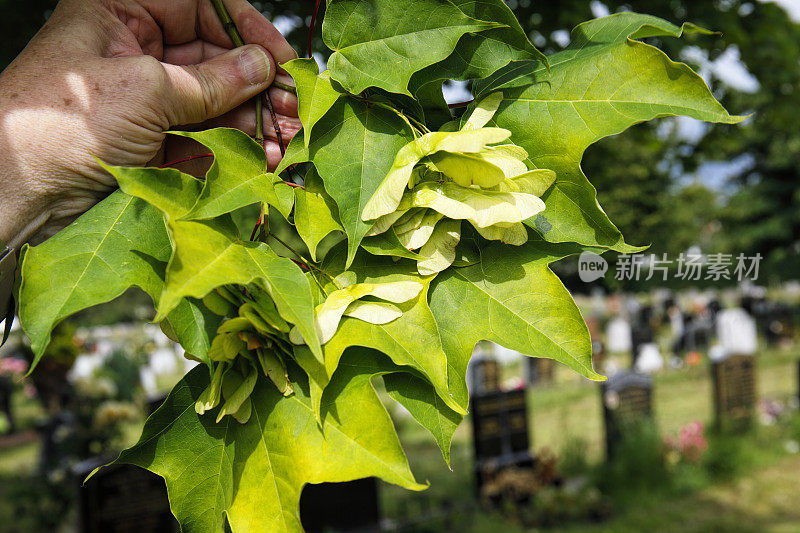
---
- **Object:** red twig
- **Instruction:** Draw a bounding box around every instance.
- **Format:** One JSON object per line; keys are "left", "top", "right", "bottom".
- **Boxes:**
{"left": 448, "top": 100, "right": 474, "bottom": 109}
{"left": 308, "top": 0, "right": 322, "bottom": 59}
{"left": 159, "top": 153, "right": 214, "bottom": 168}
{"left": 250, "top": 218, "right": 263, "bottom": 241}
{"left": 282, "top": 182, "right": 304, "bottom": 189}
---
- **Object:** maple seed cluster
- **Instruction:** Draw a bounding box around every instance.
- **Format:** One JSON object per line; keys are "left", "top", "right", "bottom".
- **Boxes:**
{"left": 361, "top": 92, "right": 556, "bottom": 275}
{"left": 190, "top": 285, "right": 294, "bottom": 424}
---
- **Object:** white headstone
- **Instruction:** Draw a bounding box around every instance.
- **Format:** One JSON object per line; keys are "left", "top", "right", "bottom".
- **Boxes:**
{"left": 716, "top": 308, "right": 757, "bottom": 357}
{"left": 606, "top": 317, "right": 632, "bottom": 353}
{"left": 635, "top": 343, "right": 664, "bottom": 374}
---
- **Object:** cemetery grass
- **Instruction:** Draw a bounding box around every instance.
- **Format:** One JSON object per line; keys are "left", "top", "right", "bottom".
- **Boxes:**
{"left": 0, "top": 348, "right": 796, "bottom": 531}
{"left": 382, "top": 346, "right": 800, "bottom": 531}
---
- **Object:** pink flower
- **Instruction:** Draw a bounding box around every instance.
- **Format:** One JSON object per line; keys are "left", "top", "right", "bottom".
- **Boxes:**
{"left": 0, "top": 357, "right": 28, "bottom": 376}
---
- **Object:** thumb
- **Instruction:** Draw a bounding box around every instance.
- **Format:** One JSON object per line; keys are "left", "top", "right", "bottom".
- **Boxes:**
{"left": 161, "top": 45, "right": 275, "bottom": 126}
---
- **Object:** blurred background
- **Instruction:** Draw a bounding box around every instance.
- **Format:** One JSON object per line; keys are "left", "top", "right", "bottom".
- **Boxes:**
{"left": 0, "top": 1, "right": 798, "bottom": 532}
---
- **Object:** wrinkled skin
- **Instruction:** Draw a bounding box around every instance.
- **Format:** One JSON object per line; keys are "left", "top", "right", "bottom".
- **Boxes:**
{"left": 0, "top": 0, "right": 301, "bottom": 247}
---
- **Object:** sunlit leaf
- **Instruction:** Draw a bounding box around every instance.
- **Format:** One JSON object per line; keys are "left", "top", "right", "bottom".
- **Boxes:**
{"left": 323, "top": 0, "right": 501, "bottom": 95}
{"left": 473, "top": 13, "right": 744, "bottom": 251}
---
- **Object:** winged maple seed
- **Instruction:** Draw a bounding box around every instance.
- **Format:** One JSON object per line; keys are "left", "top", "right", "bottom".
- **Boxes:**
{"left": 362, "top": 92, "right": 556, "bottom": 275}
{"left": 289, "top": 280, "right": 423, "bottom": 345}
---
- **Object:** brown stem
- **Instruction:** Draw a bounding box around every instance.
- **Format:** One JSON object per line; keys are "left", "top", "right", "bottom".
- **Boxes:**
{"left": 262, "top": 94, "right": 284, "bottom": 155}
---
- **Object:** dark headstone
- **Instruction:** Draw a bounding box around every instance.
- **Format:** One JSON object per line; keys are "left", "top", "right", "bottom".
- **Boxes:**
{"left": 601, "top": 371, "right": 653, "bottom": 460}
{"left": 75, "top": 459, "right": 178, "bottom": 533}
{"left": 524, "top": 357, "right": 539, "bottom": 386}
{"left": 468, "top": 358, "right": 499, "bottom": 395}
{"left": 630, "top": 324, "right": 654, "bottom": 368}
{"left": 470, "top": 389, "right": 533, "bottom": 494}
{"left": 300, "top": 478, "right": 380, "bottom": 532}
{"left": 712, "top": 354, "right": 757, "bottom": 433}
{"left": 0, "top": 376, "right": 14, "bottom": 434}
{"left": 36, "top": 411, "right": 78, "bottom": 474}
{"left": 524, "top": 358, "right": 554, "bottom": 386}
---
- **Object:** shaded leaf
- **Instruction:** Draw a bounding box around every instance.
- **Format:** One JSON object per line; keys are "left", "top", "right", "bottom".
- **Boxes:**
{"left": 293, "top": 167, "right": 343, "bottom": 261}
{"left": 298, "top": 98, "right": 415, "bottom": 266}
{"left": 107, "top": 163, "right": 323, "bottom": 360}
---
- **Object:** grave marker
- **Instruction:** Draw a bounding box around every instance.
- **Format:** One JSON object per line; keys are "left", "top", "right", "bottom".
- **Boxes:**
{"left": 601, "top": 371, "right": 653, "bottom": 459}
{"left": 76, "top": 459, "right": 178, "bottom": 533}
{"left": 467, "top": 357, "right": 499, "bottom": 395}
{"left": 711, "top": 354, "right": 757, "bottom": 433}
{"left": 470, "top": 389, "right": 534, "bottom": 495}
{"left": 524, "top": 358, "right": 554, "bottom": 387}
{"left": 300, "top": 478, "right": 380, "bottom": 532}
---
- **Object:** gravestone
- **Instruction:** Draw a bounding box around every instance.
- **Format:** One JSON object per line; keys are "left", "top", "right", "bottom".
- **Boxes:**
{"left": 711, "top": 354, "right": 757, "bottom": 433}
{"left": 524, "top": 358, "right": 554, "bottom": 387}
{"left": 0, "top": 375, "right": 14, "bottom": 434}
{"left": 716, "top": 308, "right": 757, "bottom": 358}
{"left": 468, "top": 357, "right": 499, "bottom": 395}
{"left": 601, "top": 371, "right": 653, "bottom": 459}
{"left": 606, "top": 317, "right": 632, "bottom": 354}
{"left": 470, "top": 389, "right": 534, "bottom": 495}
{"left": 300, "top": 478, "right": 380, "bottom": 532}
{"left": 75, "top": 459, "right": 178, "bottom": 533}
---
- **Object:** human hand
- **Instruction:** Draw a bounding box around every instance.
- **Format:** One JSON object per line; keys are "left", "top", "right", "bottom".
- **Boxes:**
{"left": 0, "top": 0, "right": 300, "bottom": 248}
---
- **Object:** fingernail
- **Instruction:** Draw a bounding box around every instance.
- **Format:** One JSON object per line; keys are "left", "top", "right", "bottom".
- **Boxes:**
{"left": 239, "top": 47, "right": 271, "bottom": 86}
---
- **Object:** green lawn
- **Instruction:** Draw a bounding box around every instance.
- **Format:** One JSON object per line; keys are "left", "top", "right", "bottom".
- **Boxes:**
{"left": 381, "top": 346, "right": 800, "bottom": 531}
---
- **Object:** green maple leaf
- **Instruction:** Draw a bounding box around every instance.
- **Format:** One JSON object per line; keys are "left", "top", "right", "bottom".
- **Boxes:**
{"left": 18, "top": 191, "right": 171, "bottom": 366}
{"left": 410, "top": 0, "right": 547, "bottom": 116}
{"left": 292, "top": 167, "right": 343, "bottom": 261}
{"left": 383, "top": 371, "right": 461, "bottom": 465}
{"left": 323, "top": 0, "right": 502, "bottom": 95}
{"left": 473, "top": 13, "right": 744, "bottom": 252}
{"left": 282, "top": 59, "right": 343, "bottom": 147}
{"left": 429, "top": 238, "right": 604, "bottom": 408}
{"left": 293, "top": 344, "right": 461, "bottom": 465}
{"left": 160, "top": 298, "right": 223, "bottom": 361}
{"left": 112, "top": 359, "right": 424, "bottom": 532}
{"left": 280, "top": 98, "right": 415, "bottom": 267}
{"left": 174, "top": 128, "right": 294, "bottom": 220}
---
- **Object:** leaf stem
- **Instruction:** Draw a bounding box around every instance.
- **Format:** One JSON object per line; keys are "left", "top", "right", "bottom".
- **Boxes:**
{"left": 371, "top": 101, "right": 429, "bottom": 136}
{"left": 159, "top": 153, "right": 214, "bottom": 169}
{"left": 272, "top": 81, "right": 296, "bottom": 94}
{"left": 210, "top": 0, "right": 275, "bottom": 144}
{"left": 307, "top": 0, "right": 323, "bottom": 59}
{"left": 267, "top": 232, "right": 341, "bottom": 290}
